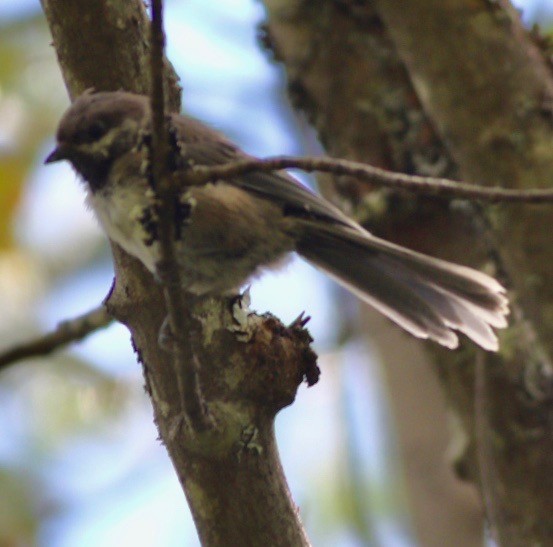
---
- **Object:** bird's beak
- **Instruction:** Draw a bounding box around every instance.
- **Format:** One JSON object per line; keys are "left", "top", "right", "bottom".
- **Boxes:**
{"left": 45, "top": 144, "right": 69, "bottom": 164}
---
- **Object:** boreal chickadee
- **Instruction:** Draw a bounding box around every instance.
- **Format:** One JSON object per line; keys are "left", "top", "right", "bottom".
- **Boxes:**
{"left": 46, "top": 91, "right": 509, "bottom": 351}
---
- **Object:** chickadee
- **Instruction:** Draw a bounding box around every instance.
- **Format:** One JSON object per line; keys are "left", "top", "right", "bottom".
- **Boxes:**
{"left": 45, "top": 91, "right": 508, "bottom": 351}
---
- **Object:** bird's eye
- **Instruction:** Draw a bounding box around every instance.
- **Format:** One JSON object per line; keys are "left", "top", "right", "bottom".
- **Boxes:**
{"left": 87, "top": 121, "right": 108, "bottom": 141}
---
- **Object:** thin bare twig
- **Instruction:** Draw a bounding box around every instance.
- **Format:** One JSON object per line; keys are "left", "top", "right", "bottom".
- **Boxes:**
{"left": 149, "top": 0, "right": 206, "bottom": 427}
{"left": 474, "top": 352, "right": 501, "bottom": 544}
{"left": 192, "top": 156, "right": 553, "bottom": 204}
{"left": 0, "top": 305, "right": 112, "bottom": 372}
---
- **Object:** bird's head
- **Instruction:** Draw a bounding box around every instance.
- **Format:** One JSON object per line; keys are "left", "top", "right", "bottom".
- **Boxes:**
{"left": 45, "top": 90, "right": 150, "bottom": 190}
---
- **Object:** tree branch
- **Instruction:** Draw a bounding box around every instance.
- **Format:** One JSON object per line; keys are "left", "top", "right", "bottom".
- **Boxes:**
{"left": 148, "top": 0, "right": 207, "bottom": 427}
{"left": 41, "top": 2, "right": 314, "bottom": 545}
{"left": 193, "top": 155, "right": 553, "bottom": 204}
{"left": 0, "top": 305, "right": 112, "bottom": 371}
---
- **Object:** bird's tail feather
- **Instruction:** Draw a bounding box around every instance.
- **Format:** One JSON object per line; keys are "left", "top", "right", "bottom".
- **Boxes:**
{"left": 296, "top": 222, "right": 509, "bottom": 350}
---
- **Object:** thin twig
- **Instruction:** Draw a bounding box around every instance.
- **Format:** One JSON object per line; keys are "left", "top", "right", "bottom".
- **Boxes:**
{"left": 192, "top": 156, "right": 553, "bottom": 204}
{"left": 0, "top": 305, "right": 112, "bottom": 372}
{"left": 474, "top": 352, "right": 501, "bottom": 544}
{"left": 149, "top": 0, "right": 206, "bottom": 427}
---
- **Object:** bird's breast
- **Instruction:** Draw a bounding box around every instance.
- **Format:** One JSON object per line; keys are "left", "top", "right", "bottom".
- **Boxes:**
{"left": 87, "top": 178, "right": 297, "bottom": 294}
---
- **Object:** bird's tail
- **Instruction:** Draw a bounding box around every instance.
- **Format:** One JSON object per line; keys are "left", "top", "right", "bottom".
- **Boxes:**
{"left": 295, "top": 221, "right": 509, "bottom": 350}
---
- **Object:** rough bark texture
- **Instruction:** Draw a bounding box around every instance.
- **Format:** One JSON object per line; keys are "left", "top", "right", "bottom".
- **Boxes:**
{"left": 108, "top": 258, "right": 315, "bottom": 546}
{"left": 41, "top": 0, "right": 315, "bottom": 544}
{"left": 261, "top": 1, "right": 553, "bottom": 545}
{"left": 42, "top": 0, "right": 180, "bottom": 101}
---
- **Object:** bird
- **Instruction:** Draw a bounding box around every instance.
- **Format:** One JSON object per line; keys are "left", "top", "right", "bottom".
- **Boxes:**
{"left": 45, "top": 90, "right": 509, "bottom": 351}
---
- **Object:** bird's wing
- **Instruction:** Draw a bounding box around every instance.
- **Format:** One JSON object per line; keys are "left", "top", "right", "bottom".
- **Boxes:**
{"left": 171, "top": 113, "right": 358, "bottom": 229}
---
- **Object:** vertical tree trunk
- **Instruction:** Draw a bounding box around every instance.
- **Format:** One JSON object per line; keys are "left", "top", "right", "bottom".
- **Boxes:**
{"left": 261, "top": 1, "right": 553, "bottom": 544}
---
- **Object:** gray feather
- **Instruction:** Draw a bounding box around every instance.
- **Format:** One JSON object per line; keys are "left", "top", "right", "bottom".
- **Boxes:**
{"left": 296, "top": 221, "right": 508, "bottom": 350}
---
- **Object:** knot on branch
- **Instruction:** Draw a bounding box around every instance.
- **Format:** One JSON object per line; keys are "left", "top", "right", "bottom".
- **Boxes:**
{"left": 196, "top": 310, "right": 319, "bottom": 416}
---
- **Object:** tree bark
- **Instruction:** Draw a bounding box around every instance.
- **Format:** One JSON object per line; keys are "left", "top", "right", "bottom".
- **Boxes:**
{"left": 261, "top": 0, "right": 553, "bottom": 545}
{"left": 41, "top": 0, "right": 316, "bottom": 544}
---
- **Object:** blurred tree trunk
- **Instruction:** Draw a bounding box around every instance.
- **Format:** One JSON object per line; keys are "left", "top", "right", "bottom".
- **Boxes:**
{"left": 261, "top": 0, "right": 553, "bottom": 545}
{"left": 361, "top": 311, "right": 484, "bottom": 547}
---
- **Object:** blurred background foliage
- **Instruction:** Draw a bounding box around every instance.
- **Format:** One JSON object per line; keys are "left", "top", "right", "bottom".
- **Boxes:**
{"left": 0, "top": 1, "right": 551, "bottom": 546}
